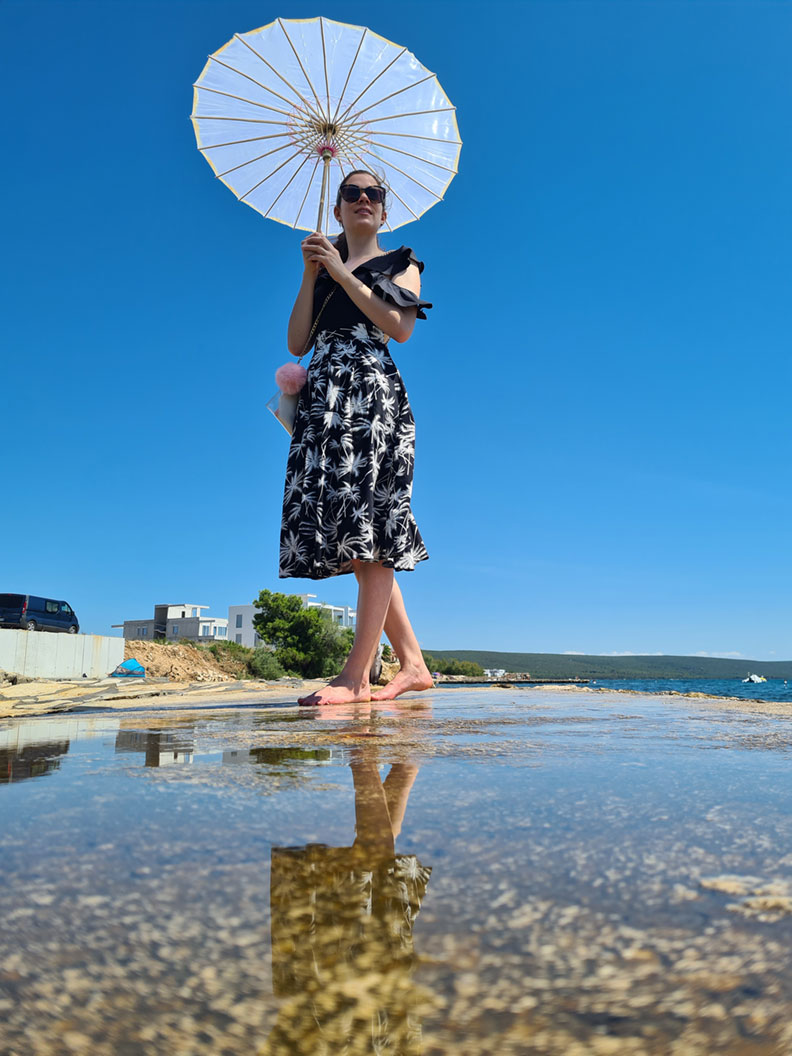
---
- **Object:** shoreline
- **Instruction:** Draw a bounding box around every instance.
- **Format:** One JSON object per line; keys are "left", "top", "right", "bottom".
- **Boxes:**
{"left": 1, "top": 675, "right": 790, "bottom": 721}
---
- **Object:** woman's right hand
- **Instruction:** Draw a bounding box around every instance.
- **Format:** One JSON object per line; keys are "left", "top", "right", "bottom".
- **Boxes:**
{"left": 300, "top": 235, "right": 322, "bottom": 276}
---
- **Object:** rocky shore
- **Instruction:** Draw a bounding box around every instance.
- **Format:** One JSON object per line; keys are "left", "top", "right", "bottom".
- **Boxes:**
{"left": 0, "top": 676, "right": 328, "bottom": 720}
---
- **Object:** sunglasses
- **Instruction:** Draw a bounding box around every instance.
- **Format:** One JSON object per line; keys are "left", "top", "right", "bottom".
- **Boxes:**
{"left": 339, "top": 184, "right": 386, "bottom": 204}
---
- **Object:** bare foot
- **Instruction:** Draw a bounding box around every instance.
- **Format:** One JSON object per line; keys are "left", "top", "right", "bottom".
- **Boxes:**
{"left": 298, "top": 676, "right": 371, "bottom": 707}
{"left": 370, "top": 665, "right": 433, "bottom": 702}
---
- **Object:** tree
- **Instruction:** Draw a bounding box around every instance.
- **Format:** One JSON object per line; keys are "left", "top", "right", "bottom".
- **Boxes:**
{"left": 252, "top": 590, "right": 354, "bottom": 678}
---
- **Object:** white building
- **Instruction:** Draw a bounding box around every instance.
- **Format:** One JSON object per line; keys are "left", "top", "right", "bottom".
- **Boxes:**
{"left": 299, "top": 594, "right": 357, "bottom": 629}
{"left": 114, "top": 603, "right": 228, "bottom": 643}
{"left": 227, "top": 605, "right": 263, "bottom": 649}
{"left": 228, "top": 594, "right": 356, "bottom": 648}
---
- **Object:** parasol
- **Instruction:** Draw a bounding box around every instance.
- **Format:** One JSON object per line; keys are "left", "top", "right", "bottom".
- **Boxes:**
{"left": 191, "top": 16, "right": 461, "bottom": 234}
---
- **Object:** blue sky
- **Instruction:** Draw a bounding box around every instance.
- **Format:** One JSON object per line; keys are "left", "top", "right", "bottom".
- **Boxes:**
{"left": 2, "top": 0, "right": 790, "bottom": 659}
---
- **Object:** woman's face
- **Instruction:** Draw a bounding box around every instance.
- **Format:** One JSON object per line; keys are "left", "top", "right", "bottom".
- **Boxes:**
{"left": 334, "top": 172, "right": 387, "bottom": 235}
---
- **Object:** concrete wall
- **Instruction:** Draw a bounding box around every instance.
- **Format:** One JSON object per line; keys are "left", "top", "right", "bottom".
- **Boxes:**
{"left": 165, "top": 616, "right": 200, "bottom": 639}
{"left": 0, "top": 630, "right": 125, "bottom": 680}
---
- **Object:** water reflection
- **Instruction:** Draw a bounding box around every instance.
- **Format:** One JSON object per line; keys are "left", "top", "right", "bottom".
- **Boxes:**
{"left": 265, "top": 739, "right": 432, "bottom": 1055}
{"left": 114, "top": 728, "right": 195, "bottom": 766}
{"left": 0, "top": 740, "right": 70, "bottom": 783}
{"left": 224, "top": 745, "right": 334, "bottom": 767}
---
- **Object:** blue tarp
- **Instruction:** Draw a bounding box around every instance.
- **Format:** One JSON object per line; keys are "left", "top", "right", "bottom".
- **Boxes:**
{"left": 111, "top": 658, "right": 145, "bottom": 678}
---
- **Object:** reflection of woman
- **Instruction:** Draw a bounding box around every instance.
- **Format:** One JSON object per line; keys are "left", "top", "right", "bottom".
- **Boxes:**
{"left": 266, "top": 746, "right": 431, "bottom": 1055}
{"left": 282, "top": 169, "right": 434, "bottom": 707}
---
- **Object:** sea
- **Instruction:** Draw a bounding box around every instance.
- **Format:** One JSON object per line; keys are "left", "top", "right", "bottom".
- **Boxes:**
{"left": 468, "top": 677, "right": 792, "bottom": 703}
{"left": 592, "top": 677, "right": 792, "bottom": 702}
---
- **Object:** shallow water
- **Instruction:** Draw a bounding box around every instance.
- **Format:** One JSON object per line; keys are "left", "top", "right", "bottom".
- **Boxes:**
{"left": 2, "top": 688, "right": 792, "bottom": 1055}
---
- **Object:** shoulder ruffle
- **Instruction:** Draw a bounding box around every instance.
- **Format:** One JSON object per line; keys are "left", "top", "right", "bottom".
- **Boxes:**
{"left": 363, "top": 246, "right": 432, "bottom": 320}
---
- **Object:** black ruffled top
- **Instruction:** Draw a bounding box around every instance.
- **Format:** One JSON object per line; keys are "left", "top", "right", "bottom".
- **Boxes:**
{"left": 311, "top": 246, "right": 431, "bottom": 337}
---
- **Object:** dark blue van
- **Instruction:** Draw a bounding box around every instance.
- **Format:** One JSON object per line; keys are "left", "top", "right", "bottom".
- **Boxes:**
{"left": 0, "top": 594, "right": 80, "bottom": 634}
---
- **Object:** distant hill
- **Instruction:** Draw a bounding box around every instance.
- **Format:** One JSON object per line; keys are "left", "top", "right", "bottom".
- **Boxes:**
{"left": 424, "top": 651, "right": 792, "bottom": 680}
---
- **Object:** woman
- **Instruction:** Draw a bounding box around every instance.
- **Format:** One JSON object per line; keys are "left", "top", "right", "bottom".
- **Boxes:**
{"left": 282, "top": 170, "right": 433, "bottom": 706}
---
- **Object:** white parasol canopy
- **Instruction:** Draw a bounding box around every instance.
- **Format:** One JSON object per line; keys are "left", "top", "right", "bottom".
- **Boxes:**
{"left": 191, "top": 16, "right": 461, "bottom": 234}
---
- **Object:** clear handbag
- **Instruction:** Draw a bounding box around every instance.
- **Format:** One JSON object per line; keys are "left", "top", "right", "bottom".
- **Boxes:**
{"left": 266, "top": 390, "right": 300, "bottom": 435}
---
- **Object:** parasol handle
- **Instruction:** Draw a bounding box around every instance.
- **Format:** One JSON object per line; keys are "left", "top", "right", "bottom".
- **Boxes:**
{"left": 316, "top": 151, "right": 333, "bottom": 234}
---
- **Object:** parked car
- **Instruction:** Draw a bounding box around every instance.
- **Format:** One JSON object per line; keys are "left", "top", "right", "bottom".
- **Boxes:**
{"left": 0, "top": 594, "right": 80, "bottom": 634}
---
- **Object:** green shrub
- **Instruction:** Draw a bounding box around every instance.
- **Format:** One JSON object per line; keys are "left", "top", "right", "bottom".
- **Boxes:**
{"left": 248, "top": 648, "right": 286, "bottom": 680}
{"left": 208, "top": 640, "right": 253, "bottom": 661}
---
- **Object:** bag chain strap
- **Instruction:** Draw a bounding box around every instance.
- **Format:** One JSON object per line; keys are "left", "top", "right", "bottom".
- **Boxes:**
{"left": 298, "top": 289, "right": 336, "bottom": 363}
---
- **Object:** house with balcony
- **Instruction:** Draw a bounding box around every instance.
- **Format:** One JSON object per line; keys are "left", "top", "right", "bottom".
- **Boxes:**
{"left": 113, "top": 603, "right": 228, "bottom": 643}
{"left": 298, "top": 594, "right": 356, "bottom": 629}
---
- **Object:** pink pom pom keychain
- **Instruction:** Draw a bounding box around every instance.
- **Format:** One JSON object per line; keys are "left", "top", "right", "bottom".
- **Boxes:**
{"left": 275, "top": 361, "right": 308, "bottom": 395}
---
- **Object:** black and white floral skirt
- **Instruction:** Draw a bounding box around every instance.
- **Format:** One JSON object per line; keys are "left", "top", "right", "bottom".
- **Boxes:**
{"left": 279, "top": 323, "right": 428, "bottom": 579}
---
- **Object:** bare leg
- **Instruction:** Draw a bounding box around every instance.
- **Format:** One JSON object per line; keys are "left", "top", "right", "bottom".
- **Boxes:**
{"left": 351, "top": 565, "right": 389, "bottom": 684}
{"left": 370, "top": 580, "right": 433, "bottom": 701}
{"left": 350, "top": 752, "right": 396, "bottom": 859}
{"left": 381, "top": 764, "right": 419, "bottom": 838}
{"left": 298, "top": 562, "right": 394, "bottom": 706}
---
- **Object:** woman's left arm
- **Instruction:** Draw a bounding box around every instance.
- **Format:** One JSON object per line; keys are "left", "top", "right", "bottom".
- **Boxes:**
{"left": 304, "top": 235, "right": 421, "bottom": 343}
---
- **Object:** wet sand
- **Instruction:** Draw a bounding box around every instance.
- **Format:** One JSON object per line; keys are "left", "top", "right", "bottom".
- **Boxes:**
{"left": 2, "top": 686, "right": 792, "bottom": 1054}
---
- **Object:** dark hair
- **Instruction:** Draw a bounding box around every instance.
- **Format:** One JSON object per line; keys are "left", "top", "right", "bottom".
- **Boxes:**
{"left": 333, "top": 170, "right": 387, "bottom": 262}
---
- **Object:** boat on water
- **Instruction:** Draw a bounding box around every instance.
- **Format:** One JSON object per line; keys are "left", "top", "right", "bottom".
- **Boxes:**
{"left": 742, "top": 673, "right": 768, "bottom": 684}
